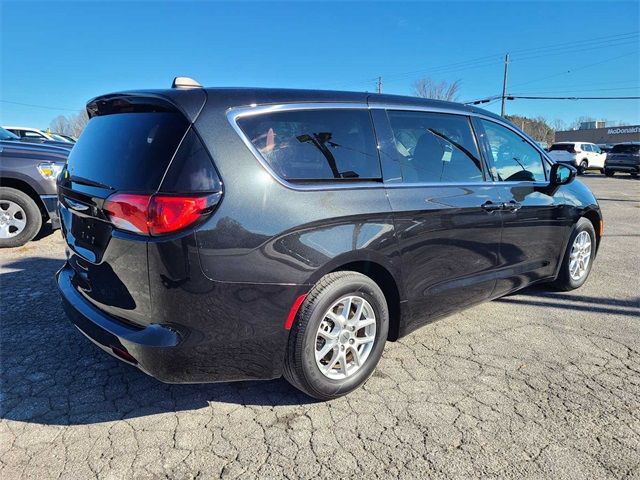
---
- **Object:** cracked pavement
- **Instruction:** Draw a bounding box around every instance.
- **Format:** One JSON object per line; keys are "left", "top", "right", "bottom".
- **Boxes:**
{"left": 1, "top": 176, "right": 639, "bottom": 479}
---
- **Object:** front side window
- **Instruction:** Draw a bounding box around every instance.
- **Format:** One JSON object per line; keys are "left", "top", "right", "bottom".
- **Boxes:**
{"left": 237, "top": 109, "right": 380, "bottom": 182}
{"left": 387, "top": 111, "right": 483, "bottom": 183}
{"left": 479, "top": 119, "right": 546, "bottom": 182}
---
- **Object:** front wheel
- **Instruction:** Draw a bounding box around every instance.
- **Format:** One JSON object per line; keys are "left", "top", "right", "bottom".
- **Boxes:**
{"left": 0, "top": 187, "right": 43, "bottom": 248}
{"left": 283, "top": 271, "right": 389, "bottom": 400}
{"left": 604, "top": 169, "right": 614, "bottom": 177}
{"left": 552, "top": 217, "right": 596, "bottom": 291}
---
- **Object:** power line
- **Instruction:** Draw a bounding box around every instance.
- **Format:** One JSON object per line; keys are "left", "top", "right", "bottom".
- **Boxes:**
{"left": 483, "top": 98, "right": 502, "bottom": 108}
{"left": 510, "top": 39, "right": 638, "bottom": 63}
{"left": 507, "top": 31, "right": 638, "bottom": 56}
{"left": 510, "top": 95, "right": 639, "bottom": 100}
{"left": 464, "top": 95, "right": 502, "bottom": 105}
{"left": 0, "top": 100, "right": 79, "bottom": 112}
{"left": 512, "top": 86, "right": 640, "bottom": 95}
{"left": 466, "top": 93, "right": 639, "bottom": 105}
{"left": 386, "top": 32, "right": 639, "bottom": 83}
{"left": 321, "top": 30, "right": 639, "bottom": 90}
{"left": 527, "top": 79, "right": 638, "bottom": 89}
{"left": 509, "top": 51, "right": 638, "bottom": 89}
{"left": 467, "top": 50, "right": 639, "bottom": 103}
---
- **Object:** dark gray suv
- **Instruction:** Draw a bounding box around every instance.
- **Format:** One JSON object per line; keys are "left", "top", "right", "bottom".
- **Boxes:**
{"left": 57, "top": 79, "right": 601, "bottom": 399}
{"left": 0, "top": 127, "right": 65, "bottom": 247}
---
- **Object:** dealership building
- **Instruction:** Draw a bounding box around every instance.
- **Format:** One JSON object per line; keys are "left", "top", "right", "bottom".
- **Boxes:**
{"left": 555, "top": 123, "right": 640, "bottom": 144}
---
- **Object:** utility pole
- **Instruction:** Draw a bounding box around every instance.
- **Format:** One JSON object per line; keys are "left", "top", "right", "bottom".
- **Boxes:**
{"left": 500, "top": 53, "right": 509, "bottom": 117}
{"left": 376, "top": 76, "right": 383, "bottom": 94}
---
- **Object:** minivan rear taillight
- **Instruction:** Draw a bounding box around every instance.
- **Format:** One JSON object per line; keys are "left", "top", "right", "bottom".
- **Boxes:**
{"left": 104, "top": 192, "right": 220, "bottom": 236}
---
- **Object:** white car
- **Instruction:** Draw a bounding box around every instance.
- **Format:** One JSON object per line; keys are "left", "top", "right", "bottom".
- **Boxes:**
{"left": 2, "top": 126, "right": 53, "bottom": 142}
{"left": 548, "top": 142, "right": 606, "bottom": 174}
{"left": 2, "top": 126, "right": 73, "bottom": 149}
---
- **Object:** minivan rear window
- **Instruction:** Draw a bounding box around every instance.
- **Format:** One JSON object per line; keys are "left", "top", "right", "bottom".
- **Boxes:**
{"left": 611, "top": 144, "right": 640, "bottom": 154}
{"left": 67, "top": 112, "right": 189, "bottom": 192}
{"left": 236, "top": 109, "right": 381, "bottom": 182}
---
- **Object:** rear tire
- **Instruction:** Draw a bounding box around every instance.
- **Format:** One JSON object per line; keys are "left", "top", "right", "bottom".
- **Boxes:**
{"left": 604, "top": 169, "right": 614, "bottom": 177}
{"left": 551, "top": 217, "right": 596, "bottom": 291}
{"left": 578, "top": 160, "right": 588, "bottom": 175}
{"left": 0, "top": 187, "right": 42, "bottom": 248}
{"left": 283, "top": 271, "right": 389, "bottom": 400}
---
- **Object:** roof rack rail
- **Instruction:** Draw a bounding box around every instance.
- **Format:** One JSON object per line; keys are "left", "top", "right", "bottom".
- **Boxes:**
{"left": 172, "top": 76, "right": 202, "bottom": 89}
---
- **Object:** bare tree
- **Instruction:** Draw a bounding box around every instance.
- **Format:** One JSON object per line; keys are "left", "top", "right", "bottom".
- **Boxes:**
{"left": 505, "top": 115, "right": 555, "bottom": 145}
{"left": 49, "top": 110, "right": 89, "bottom": 138}
{"left": 551, "top": 118, "right": 567, "bottom": 132}
{"left": 70, "top": 110, "right": 88, "bottom": 137}
{"left": 413, "top": 78, "right": 461, "bottom": 101}
{"left": 49, "top": 115, "right": 70, "bottom": 135}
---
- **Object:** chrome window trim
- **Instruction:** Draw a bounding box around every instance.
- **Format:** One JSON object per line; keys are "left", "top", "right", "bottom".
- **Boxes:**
{"left": 226, "top": 102, "right": 553, "bottom": 191}
{"left": 383, "top": 181, "right": 550, "bottom": 189}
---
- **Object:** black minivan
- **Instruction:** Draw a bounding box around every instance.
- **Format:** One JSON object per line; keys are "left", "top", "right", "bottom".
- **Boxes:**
{"left": 57, "top": 79, "right": 602, "bottom": 399}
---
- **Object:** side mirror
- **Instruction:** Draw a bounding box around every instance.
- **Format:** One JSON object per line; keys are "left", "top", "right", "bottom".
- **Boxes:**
{"left": 551, "top": 163, "right": 576, "bottom": 186}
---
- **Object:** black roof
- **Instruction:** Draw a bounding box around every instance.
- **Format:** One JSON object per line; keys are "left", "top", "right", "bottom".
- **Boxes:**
{"left": 88, "top": 86, "right": 502, "bottom": 122}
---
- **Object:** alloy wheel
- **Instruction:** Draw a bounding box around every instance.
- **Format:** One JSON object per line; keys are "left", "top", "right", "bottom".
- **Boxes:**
{"left": 569, "top": 231, "right": 592, "bottom": 281}
{"left": 315, "top": 295, "right": 377, "bottom": 380}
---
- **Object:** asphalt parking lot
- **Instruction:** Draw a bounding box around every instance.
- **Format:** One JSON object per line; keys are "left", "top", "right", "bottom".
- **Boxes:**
{"left": 1, "top": 175, "right": 639, "bottom": 479}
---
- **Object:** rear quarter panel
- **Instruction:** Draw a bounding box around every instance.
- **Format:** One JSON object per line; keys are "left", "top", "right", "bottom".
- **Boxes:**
{"left": 192, "top": 104, "right": 403, "bottom": 290}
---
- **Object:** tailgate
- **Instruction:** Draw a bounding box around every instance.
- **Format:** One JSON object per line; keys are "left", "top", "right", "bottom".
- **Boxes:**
{"left": 548, "top": 150, "right": 573, "bottom": 162}
{"left": 58, "top": 96, "right": 196, "bottom": 327}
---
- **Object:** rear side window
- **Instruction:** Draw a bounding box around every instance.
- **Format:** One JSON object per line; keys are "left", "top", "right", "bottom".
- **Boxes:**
{"left": 67, "top": 112, "right": 189, "bottom": 192}
{"left": 387, "top": 110, "right": 483, "bottom": 183}
{"left": 236, "top": 109, "right": 380, "bottom": 182}
{"left": 160, "top": 129, "right": 222, "bottom": 193}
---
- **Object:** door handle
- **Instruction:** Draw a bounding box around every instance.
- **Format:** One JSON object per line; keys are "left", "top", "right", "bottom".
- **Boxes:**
{"left": 481, "top": 201, "right": 502, "bottom": 213}
{"left": 502, "top": 200, "right": 522, "bottom": 212}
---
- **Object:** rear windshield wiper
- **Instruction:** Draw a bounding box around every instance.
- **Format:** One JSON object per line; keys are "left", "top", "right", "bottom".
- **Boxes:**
{"left": 69, "top": 175, "right": 115, "bottom": 190}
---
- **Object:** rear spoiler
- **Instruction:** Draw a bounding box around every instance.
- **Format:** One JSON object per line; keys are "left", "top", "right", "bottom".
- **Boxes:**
{"left": 86, "top": 89, "right": 207, "bottom": 123}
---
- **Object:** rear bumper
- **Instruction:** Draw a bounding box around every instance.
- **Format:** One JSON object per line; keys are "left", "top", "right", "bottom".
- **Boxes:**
{"left": 57, "top": 262, "right": 299, "bottom": 383}
{"left": 41, "top": 194, "right": 60, "bottom": 229}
